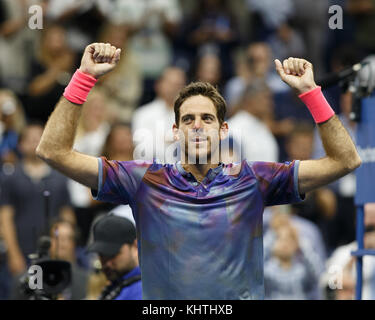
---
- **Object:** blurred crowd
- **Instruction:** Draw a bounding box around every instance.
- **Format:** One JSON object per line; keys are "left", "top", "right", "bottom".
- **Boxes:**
{"left": 1, "top": 0, "right": 375, "bottom": 300}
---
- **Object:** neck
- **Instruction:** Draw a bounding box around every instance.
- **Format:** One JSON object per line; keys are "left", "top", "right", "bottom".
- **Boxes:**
{"left": 278, "top": 257, "right": 293, "bottom": 270}
{"left": 181, "top": 162, "right": 219, "bottom": 183}
{"left": 24, "top": 156, "right": 44, "bottom": 165}
{"left": 110, "top": 152, "right": 133, "bottom": 162}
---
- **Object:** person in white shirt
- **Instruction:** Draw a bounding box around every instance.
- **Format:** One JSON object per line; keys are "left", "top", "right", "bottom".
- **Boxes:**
{"left": 227, "top": 80, "right": 279, "bottom": 162}
{"left": 131, "top": 67, "right": 186, "bottom": 163}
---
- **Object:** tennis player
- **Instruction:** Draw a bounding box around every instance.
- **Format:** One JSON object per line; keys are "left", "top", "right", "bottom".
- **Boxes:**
{"left": 36, "top": 43, "right": 361, "bottom": 299}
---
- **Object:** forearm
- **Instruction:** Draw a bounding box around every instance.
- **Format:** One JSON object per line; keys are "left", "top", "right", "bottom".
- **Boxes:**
{"left": 318, "top": 115, "right": 361, "bottom": 172}
{"left": 28, "top": 69, "right": 61, "bottom": 96}
{"left": 37, "top": 97, "right": 81, "bottom": 159}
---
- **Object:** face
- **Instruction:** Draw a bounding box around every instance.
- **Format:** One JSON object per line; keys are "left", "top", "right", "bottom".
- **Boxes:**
{"left": 109, "top": 126, "right": 133, "bottom": 156}
{"left": 196, "top": 55, "right": 221, "bottom": 85}
{"left": 286, "top": 133, "right": 313, "bottom": 160}
{"left": 99, "top": 243, "right": 138, "bottom": 282}
{"left": 50, "top": 223, "right": 75, "bottom": 262}
{"left": 243, "top": 90, "right": 273, "bottom": 118}
{"left": 246, "top": 44, "right": 271, "bottom": 76}
{"left": 19, "top": 125, "right": 43, "bottom": 158}
{"left": 44, "top": 26, "right": 66, "bottom": 53}
{"left": 173, "top": 95, "right": 228, "bottom": 164}
{"left": 157, "top": 69, "right": 186, "bottom": 105}
{"left": 273, "top": 226, "right": 299, "bottom": 260}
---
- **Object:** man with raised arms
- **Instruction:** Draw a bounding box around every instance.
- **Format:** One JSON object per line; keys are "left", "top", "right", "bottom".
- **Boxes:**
{"left": 36, "top": 43, "right": 361, "bottom": 299}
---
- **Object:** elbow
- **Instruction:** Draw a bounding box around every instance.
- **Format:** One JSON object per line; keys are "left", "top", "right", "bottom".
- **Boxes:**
{"left": 35, "top": 144, "right": 50, "bottom": 162}
{"left": 344, "top": 154, "right": 362, "bottom": 173}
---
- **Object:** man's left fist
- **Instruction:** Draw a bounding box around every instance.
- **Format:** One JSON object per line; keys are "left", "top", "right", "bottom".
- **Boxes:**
{"left": 275, "top": 57, "right": 317, "bottom": 94}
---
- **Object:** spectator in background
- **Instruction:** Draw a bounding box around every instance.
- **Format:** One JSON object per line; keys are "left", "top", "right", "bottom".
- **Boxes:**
{"left": 0, "top": 89, "right": 25, "bottom": 166}
{"left": 11, "top": 218, "right": 88, "bottom": 300}
{"left": 87, "top": 214, "right": 142, "bottom": 300}
{"left": 132, "top": 67, "right": 186, "bottom": 163}
{"left": 0, "top": 122, "right": 74, "bottom": 278}
{"left": 346, "top": 0, "right": 375, "bottom": 55}
{"left": 0, "top": 0, "right": 42, "bottom": 96}
{"left": 290, "top": 0, "right": 329, "bottom": 78}
{"left": 246, "top": 0, "right": 295, "bottom": 41}
{"left": 193, "top": 52, "right": 223, "bottom": 91}
{"left": 67, "top": 90, "right": 112, "bottom": 246}
{"left": 264, "top": 211, "right": 323, "bottom": 299}
{"left": 96, "top": 23, "right": 142, "bottom": 123}
{"left": 45, "top": 0, "right": 104, "bottom": 53}
{"left": 181, "top": 0, "right": 239, "bottom": 82}
{"left": 102, "top": 123, "right": 134, "bottom": 162}
{"left": 227, "top": 81, "right": 278, "bottom": 162}
{"left": 48, "top": 218, "right": 88, "bottom": 300}
{"left": 267, "top": 21, "right": 306, "bottom": 62}
{"left": 286, "top": 124, "right": 338, "bottom": 253}
{"left": 97, "top": 0, "right": 182, "bottom": 106}
{"left": 224, "top": 42, "right": 289, "bottom": 109}
{"left": 321, "top": 203, "right": 375, "bottom": 300}
{"left": 26, "top": 24, "right": 78, "bottom": 123}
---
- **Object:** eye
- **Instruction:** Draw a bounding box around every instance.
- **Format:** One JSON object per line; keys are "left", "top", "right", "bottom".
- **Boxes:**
{"left": 182, "top": 115, "right": 193, "bottom": 123}
{"left": 203, "top": 115, "right": 214, "bottom": 122}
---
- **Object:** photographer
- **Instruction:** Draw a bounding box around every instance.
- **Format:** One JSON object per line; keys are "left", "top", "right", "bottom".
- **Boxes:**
{"left": 88, "top": 214, "right": 141, "bottom": 300}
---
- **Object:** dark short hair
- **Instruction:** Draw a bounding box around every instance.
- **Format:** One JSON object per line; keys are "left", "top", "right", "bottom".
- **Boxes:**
{"left": 174, "top": 82, "right": 226, "bottom": 126}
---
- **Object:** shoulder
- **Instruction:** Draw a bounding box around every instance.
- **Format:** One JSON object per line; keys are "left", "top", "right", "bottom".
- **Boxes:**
{"left": 133, "top": 99, "right": 163, "bottom": 118}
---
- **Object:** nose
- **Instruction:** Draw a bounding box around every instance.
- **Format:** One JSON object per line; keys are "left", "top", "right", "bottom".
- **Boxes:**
{"left": 193, "top": 117, "right": 202, "bottom": 129}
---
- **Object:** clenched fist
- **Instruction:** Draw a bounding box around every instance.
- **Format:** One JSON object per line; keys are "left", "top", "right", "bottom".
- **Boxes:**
{"left": 78, "top": 43, "right": 121, "bottom": 79}
{"left": 275, "top": 58, "right": 317, "bottom": 95}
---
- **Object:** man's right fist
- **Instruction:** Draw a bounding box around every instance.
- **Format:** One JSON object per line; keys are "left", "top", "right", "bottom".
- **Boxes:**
{"left": 78, "top": 43, "right": 121, "bottom": 79}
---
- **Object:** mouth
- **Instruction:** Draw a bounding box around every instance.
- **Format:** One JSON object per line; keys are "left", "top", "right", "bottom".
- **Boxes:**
{"left": 191, "top": 136, "right": 207, "bottom": 144}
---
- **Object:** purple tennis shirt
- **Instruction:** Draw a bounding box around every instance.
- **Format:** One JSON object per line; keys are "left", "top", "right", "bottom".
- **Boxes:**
{"left": 92, "top": 157, "right": 304, "bottom": 299}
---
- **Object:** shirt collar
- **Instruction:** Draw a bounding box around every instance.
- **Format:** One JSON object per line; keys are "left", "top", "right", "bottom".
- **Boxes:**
{"left": 121, "top": 266, "right": 141, "bottom": 281}
{"left": 175, "top": 161, "right": 224, "bottom": 184}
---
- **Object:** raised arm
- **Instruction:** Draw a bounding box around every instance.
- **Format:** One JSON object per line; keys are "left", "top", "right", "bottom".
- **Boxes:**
{"left": 274, "top": 58, "right": 361, "bottom": 194}
{"left": 36, "top": 43, "right": 121, "bottom": 189}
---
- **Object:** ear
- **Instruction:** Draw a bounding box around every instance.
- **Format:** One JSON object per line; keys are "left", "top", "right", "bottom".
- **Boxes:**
{"left": 219, "top": 121, "right": 229, "bottom": 140}
{"left": 172, "top": 123, "right": 180, "bottom": 141}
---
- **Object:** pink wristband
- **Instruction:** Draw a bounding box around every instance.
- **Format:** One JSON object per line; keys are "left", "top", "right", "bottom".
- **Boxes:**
{"left": 63, "top": 69, "right": 97, "bottom": 105}
{"left": 299, "top": 86, "right": 335, "bottom": 123}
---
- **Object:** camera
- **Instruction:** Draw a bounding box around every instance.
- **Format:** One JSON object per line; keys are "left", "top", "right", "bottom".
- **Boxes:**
{"left": 18, "top": 236, "right": 72, "bottom": 300}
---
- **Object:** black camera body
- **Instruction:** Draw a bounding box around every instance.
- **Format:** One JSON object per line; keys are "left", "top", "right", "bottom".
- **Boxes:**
{"left": 19, "top": 236, "right": 72, "bottom": 300}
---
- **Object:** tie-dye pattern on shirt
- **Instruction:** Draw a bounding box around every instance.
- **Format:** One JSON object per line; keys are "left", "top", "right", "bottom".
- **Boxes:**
{"left": 92, "top": 157, "right": 304, "bottom": 299}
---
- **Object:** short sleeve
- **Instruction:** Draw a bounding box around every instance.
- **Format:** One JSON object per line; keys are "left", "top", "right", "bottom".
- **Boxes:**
{"left": 91, "top": 157, "right": 152, "bottom": 205}
{"left": 249, "top": 160, "right": 304, "bottom": 206}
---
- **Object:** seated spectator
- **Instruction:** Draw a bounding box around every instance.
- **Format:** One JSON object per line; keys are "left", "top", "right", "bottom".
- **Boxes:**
{"left": 180, "top": 0, "right": 239, "bottom": 81}
{"left": 0, "top": 0, "right": 41, "bottom": 96}
{"left": 193, "top": 52, "right": 223, "bottom": 91}
{"left": 224, "top": 42, "right": 289, "bottom": 110}
{"left": 48, "top": 218, "right": 88, "bottom": 300}
{"left": 96, "top": 23, "right": 142, "bottom": 123}
{"left": 268, "top": 21, "right": 306, "bottom": 62}
{"left": 264, "top": 212, "right": 323, "bottom": 299}
{"left": 321, "top": 203, "right": 375, "bottom": 300}
{"left": 0, "top": 122, "right": 74, "bottom": 279}
{"left": 87, "top": 214, "right": 142, "bottom": 300}
{"left": 132, "top": 67, "right": 186, "bottom": 163}
{"left": 97, "top": 0, "right": 183, "bottom": 105}
{"left": 0, "top": 89, "right": 25, "bottom": 166}
{"left": 102, "top": 123, "right": 134, "bottom": 162}
{"left": 227, "top": 81, "right": 279, "bottom": 162}
{"left": 246, "top": 0, "right": 295, "bottom": 41}
{"left": 26, "top": 24, "right": 78, "bottom": 124}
